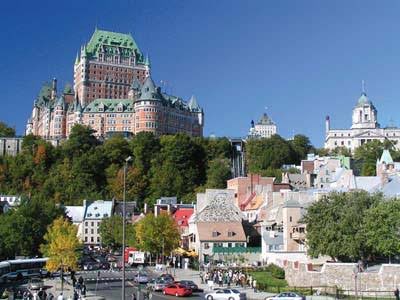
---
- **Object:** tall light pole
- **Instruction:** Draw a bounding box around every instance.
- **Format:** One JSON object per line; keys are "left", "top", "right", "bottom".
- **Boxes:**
{"left": 122, "top": 156, "right": 132, "bottom": 300}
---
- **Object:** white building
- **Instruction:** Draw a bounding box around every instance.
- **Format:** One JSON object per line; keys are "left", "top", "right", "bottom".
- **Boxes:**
{"left": 82, "top": 200, "right": 113, "bottom": 245}
{"left": 325, "top": 89, "right": 400, "bottom": 152}
{"left": 249, "top": 113, "right": 277, "bottom": 138}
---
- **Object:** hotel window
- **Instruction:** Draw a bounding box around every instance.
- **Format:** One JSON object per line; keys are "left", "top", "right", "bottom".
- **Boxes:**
{"left": 212, "top": 231, "right": 219, "bottom": 237}
{"left": 204, "top": 243, "right": 210, "bottom": 249}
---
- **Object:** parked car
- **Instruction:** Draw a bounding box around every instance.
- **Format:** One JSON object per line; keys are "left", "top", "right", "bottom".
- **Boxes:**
{"left": 178, "top": 280, "right": 200, "bottom": 292}
{"left": 134, "top": 272, "right": 149, "bottom": 284}
{"left": 83, "top": 261, "right": 101, "bottom": 271}
{"left": 147, "top": 278, "right": 169, "bottom": 291}
{"left": 163, "top": 283, "right": 192, "bottom": 297}
{"left": 159, "top": 273, "right": 175, "bottom": 282}
{"left": 205, "top": 289, "right": 246, "bottom": 300}
{"left": 28, "top": 277, "right": 44, "bottom": 290}
{"left": 266, "top": 292, "right": 305, "bottom": 300}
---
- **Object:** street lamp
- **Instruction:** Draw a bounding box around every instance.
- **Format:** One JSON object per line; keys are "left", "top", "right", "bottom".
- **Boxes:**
{"left": 122, "top": 156, "right": 132, "bottom": 300}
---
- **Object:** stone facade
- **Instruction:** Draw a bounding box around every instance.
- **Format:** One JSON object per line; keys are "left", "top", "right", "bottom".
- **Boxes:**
{"left": 0, "top": 137, "right": 23, "bottom": 156}
{"left": 284, "top": 260, "right": 400, "bottom": 294}
{"left": 26, "top": 29, "right": 204, "bottom": 139}
{"left": 248, "top": 113, "right": 277, "bottom": 138}
{"left": 325, "top": 89, "right": 400, "bottom": 152}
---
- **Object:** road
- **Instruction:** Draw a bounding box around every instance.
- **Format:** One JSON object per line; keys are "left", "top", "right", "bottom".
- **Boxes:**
{"left": 86, "top": 281, "right": 205, "bottom": 300}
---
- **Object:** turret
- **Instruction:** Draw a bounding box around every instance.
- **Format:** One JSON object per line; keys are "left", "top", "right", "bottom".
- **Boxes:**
{"left": 51, "top": 78, "right": 57, "bottom": 100}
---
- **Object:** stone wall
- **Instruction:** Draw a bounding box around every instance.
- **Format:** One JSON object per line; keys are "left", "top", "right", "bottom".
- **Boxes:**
{"left": 284, "top": 260, "right": 400, "bottom": 293}
{"left": 0, "top": 138, "right": 22, "bottom": 156}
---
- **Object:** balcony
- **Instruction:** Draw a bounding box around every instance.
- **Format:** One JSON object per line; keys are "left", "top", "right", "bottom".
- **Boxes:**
{"left": 291, "top": 231, "right": 306, "bottom": 241}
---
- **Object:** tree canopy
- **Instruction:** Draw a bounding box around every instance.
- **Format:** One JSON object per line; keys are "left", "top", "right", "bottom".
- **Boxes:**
{"left": 98, "top": 215, "right": 136, "bottom": 250}
{"left": 0, "top": 121, "right": 15, "bottom": 137}
{"left": 40, "top": 217, "right": 81, "bottom": 272}
{"left": 303, "top": 191, "right": 396, "bottom": 261}
{"left": 134, "top": 213, "right": 180, "bottom": 257}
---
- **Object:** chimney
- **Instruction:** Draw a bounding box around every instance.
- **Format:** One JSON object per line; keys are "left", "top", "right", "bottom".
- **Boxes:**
{"left": 325, "top": 116, "right": 330, "bottom": 133}
{"left": 381, "top": 170, "right": 389, "bottom": 187}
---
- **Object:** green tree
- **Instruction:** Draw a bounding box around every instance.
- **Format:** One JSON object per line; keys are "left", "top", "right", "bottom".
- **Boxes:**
{"left": 303, "top": 191, "right": 382, "bottom": 261}
{"left": 0, "top": 121, "right": 15, "bottom": 137}
{"left": 149, "top": 134, "right": 206, "bottom": 203}
{"left": 0, "top": 198, "right": 64, "bottom": 259}
{"left": 40, "top": 217, "right": 81, "bottom": 272}
{"left": 62, "top": 124, "right": 99, "bottom": 158}
{"left": 98, "top": 215, "right": 136, "bottom": 249}
{"left": 246, "top": 135, "right": 297, "bottom": 173}
{"left": 290, "top": 134, "right": 315, "bottom": 163}
{"left": 365, "top": 199, "right": 400, "bottom": 259}
{"left": 205, "top": 158, "right": 232, "bottom": 189}
{"left": 135, "top": 213, "right": 180, "bottom": 258}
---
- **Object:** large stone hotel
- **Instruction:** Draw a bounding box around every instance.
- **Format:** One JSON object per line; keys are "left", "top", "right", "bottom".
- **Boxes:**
{"left": 26, "top": 29, "right": 204, "bottom": 139}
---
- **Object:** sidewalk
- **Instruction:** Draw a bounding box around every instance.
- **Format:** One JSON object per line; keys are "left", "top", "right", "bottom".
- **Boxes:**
{"left": 152, "top": 267, "right": 335, "bottom": 300}
{"left": 44, "top": 277, "right": 103, "bottom": 299}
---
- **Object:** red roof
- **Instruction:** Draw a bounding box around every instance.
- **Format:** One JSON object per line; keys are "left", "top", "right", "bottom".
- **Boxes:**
{"left": 173, "top": 208, "right": 194, "bottom": 227}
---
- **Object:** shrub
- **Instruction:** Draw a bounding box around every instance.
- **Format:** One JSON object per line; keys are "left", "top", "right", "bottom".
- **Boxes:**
{"left": 265, "top": 263, "right": 285, "bottom": 279}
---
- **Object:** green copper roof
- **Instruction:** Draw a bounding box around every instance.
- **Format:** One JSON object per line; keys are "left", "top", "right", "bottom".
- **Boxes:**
{"left": 257, "top": 113, "right": 274, "bottom": 125}
{"left": 379, "top": 149, "right": 394, "bottom": 164}
{"left": 84, "top": 98, "right": 134, "bottom": 113}
{"left": 35, "top": 82, "right": 53, "bottom": 106}
{"left": 85, "top": 29, "right": 143, "bottom": 61}
{"left": 63, "top": 83, "right": 73, "bottom": 94}
{"left": 357, "top": 92, "right": 372, "bottom": 106}
{"left": 139, "top": 77, "right": 163, "bottom": 101}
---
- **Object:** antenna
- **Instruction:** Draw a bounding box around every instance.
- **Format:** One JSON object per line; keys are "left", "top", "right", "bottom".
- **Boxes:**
{"left": 361, "top": 80, "right": 366, "bottom": 94}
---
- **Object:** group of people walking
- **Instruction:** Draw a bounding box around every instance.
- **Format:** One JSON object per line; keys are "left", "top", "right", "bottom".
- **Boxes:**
{"left": 200, "top": 269, "right": 257, "bottom": 292}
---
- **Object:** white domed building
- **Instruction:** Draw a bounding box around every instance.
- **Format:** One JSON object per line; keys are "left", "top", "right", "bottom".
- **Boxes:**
{"left": 325, "top": 89, "right": 400, "bottom": 152}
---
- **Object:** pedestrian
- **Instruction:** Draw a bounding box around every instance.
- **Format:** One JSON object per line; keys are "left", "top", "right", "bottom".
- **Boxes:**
{"left": 395, "top": 288, "right": 400, "bottom": 300}
{"left": 78, "top": 276, "right": 84, "bottom": 285}
{"left": 200, "top": 271, "right": 204, "bottom": 284}
{"left": 252, "top": 279, "right": 257, "bottom": 293}
{"left": 81, "top": 284, "right": 86, "bottom": 297}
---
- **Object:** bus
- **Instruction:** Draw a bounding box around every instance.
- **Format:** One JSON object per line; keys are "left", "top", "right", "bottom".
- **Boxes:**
{"left": 0, "top": 258, "right": 48, "bottom": 283}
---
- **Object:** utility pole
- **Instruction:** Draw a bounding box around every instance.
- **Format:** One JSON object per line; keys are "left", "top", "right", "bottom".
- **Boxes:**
{"left": 122, "top": 156, "right": 132, "bottom": 300}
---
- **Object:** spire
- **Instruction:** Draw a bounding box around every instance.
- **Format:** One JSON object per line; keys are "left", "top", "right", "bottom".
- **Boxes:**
{"left": 361, "top": 80, "right": 366, "bottom": 95}
{"left": 144, "top": 53, "right": 151, "bottom": 67}
{"left": 139, "top": 76, "right": 161, "bottom": 100}
{"left": 75, "top": 52, "right": 80, "bottom": 65}
{"left": 56, "top": 95, "right": 65, "bottom": 108}
{"left": 188, "top": 95, "right": 200, "bottom": 111}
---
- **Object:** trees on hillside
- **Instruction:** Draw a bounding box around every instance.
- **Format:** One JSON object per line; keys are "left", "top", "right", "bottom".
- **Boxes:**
{"left": 0, "top": 198, "right": 64, "bottom": 260}
{"left": 0, "top": 121, "right": 15, "bottom": 137}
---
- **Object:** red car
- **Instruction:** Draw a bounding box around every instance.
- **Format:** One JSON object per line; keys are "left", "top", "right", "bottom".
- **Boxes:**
{"left": 163, "top": 283, "right": 193, "bottom": 297}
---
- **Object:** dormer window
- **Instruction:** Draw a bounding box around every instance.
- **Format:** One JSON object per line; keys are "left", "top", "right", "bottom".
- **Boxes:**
{"left": 228, "top": 231, "right": 235, "bottom": 237}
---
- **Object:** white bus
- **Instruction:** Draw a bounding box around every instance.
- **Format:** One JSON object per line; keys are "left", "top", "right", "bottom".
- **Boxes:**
{"left": 0, "top": 258, "right": 48, "bottom": 283}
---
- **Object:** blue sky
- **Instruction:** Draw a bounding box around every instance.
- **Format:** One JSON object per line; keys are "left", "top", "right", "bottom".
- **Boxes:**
{"left": 1, "top": 0, "right": 400, "bottom": 147}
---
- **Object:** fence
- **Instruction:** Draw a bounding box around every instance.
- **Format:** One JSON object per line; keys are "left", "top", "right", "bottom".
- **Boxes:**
{"left": 256, "top": 284, "right": 398, "bottom": 299}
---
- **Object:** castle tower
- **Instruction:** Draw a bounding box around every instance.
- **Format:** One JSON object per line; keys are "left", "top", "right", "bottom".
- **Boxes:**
{"left": 73, "top": 29, "right": 150, "bottom": 106}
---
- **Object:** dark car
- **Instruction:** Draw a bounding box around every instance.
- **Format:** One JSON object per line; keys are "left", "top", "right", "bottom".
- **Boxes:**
{"left": 159, "top": 273, "right": 174, "bottom": 282}
{"left": 178, "top": 280, "right": 200, "bottom": 292}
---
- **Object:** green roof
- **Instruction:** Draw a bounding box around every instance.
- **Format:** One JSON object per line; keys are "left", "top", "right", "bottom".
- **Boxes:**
{"left": 213, "top": 247, "right": 261, "bottom": 254}
{"left": 35, "top": 82, "right": 53, "bottom": 106}
{"left": 357, "top": 93, "right": 372, "bottom": 106}
{"left": 379, "top": 149, "right": 394, "bottom": 164}
{"left": 84, "top": 98, "right": 134, "bottom": 113}
{"left": 85, "top": 29, "right": 143, "bottom": 61}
